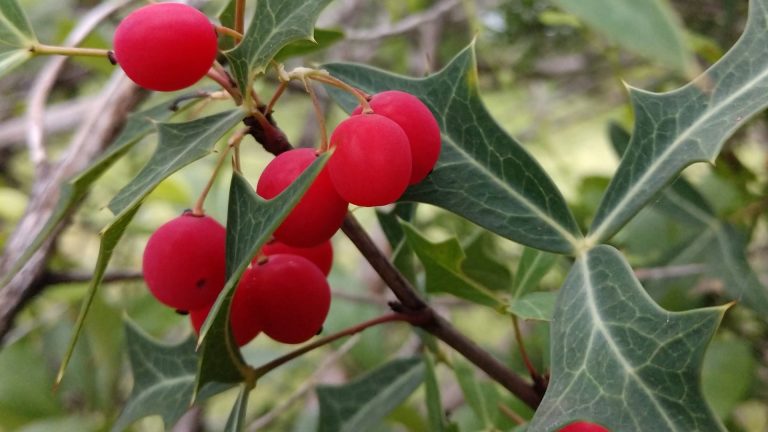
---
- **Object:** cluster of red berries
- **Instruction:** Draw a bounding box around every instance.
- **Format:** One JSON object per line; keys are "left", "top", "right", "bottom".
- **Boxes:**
{"left": 142, "top": 212, "right": 332, "bottom": 345}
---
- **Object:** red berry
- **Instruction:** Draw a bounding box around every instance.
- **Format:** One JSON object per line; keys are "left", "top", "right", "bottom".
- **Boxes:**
{"left": 328, "top": 114, "right": 411, "bottom": 206}
{"left": 250, "top": 254, "right": 331, "bottom": 344}
{"left": 559, "top": 421, "right": 610, "bottom": 432}
{"left": 113, "top": 3, "right": 218, "bottom": 91}
{"left": 261, "top": 239, "right": 333, "bottom": 276}
{"left": 142, "top": 213, "right": 226, "bottom": 311}
{"left": 189, "top": 268, "right": 261, "bottom": 347}
{"left": 256, "top": 148, "right": 348, "bottom": 247}
{"left": 353, "top": 91, "right": 441, "bottom": 184}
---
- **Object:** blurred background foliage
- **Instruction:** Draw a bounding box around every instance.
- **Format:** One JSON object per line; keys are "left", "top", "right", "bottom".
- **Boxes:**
{"left": 0, "top": 0, "right": 766, "bottom": 431}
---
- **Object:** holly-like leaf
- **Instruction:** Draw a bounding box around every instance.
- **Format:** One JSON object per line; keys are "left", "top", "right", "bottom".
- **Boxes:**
{"left": 0, "top": 100, "right": 177, "bottom": 288}
{"left": 0, "top": 0, "right": 36, "bottom": 78}
{"left": 512, "top": 247, "right": 557, "bottom": 299}
{"left": 506, "top": 291, "right": 556, "bottom": 321}
{"left": 529, "top": 246, "right": 726, "bottom": 431}
{"left": 551, "top": 0, "right": 693, "bottom": 74}
{"left": 462, "top": 232, "right": 513, "bottom": 291}
{"left": 225, "top": 0, "right": 333, "bottom": 98}
{"left": 195, "top": 158, "right": 329, "bottom": 392}
{"left": 325, "top": 45, "right": 583, "bottom": 254}
{"left": 317, "top": 357, "right": 425, "bottom": 432}
{"left": 274, "top": 28, "right": 344, "bottom": 61}
{"left": 589, "top": 0, "right": 768, "bottom": 243}
{"left": 112, "top": 320, "right": 229, "bottom": 432}
{"left": 108, "top": 109, "right": 245, "bottom": 215}
{"left": 401, "top": 222, "right": 503, "bottom": 308}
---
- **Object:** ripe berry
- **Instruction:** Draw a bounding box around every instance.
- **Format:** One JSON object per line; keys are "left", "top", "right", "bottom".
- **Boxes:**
{"left": 189, "top": 268, "right": 261, "bottom": 346}
{"left": 353, "top": 91, "right": 441, "bottom": 184}
{"left": 142, "top": 213, "right": 226, "bottom": 311}
{"left": 113, "top": 3, "right": 218, "bottom": 91}
{"left": 261, "top": 239, "right": 333, "bottom": 276}
{"left": 250, "top": 254, "right": 331, "bottom": 344}
{"left": 559, "top": 421, "right": 610, "bottom": 432}
{"left": 328, "top": 114, "right": 411, "bottom": 206}
{"left": 256, "top": 148, "right": 348, "bottom": 247}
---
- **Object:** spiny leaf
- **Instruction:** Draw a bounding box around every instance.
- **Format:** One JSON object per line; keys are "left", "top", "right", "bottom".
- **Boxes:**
{"left": 274, "top": 28, "right": 344, "bottom": 61}
{"left": 401, "top": 222, "right": 504, "bottom": 308}
{"left": 1, "top": 100, "right": 177, "bottom": 288}
{"left": 112, "top": 320, "right": 229, "bottom": 432}
{"left": 317, "top": 357, "right": 425, "bottom": 432}
{"left": 325, "top": 44, "right": 583, "bottom": 254}
{"left": 589, "top": 0, "right": 768, "bottom": 243}
{"left": 225, "top": 0, "right": 333, "bottom": 99}
{"left": 108, "top": 109, "right": 245, "bottom": 215}
{"left": 529, "top": 245, "right": 726, "bottom": 431}
{"left": 551, "top": 0, "right": 693, "bottom": 74}
{"left": 195, "top": 157, "right": 329, "bottom": 392}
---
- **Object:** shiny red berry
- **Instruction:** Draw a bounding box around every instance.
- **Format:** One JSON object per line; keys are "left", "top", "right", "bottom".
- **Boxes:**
{"left": 261, "top": 239, "right": 333, "bottom": 276}
{"left": 328, "top": 114, "right": 411, "bottom": 206}
{"left": 559, "top": 421, "right": 610, "bottom": 432}
{"left": 142, "top": 213, "right": 226, "bottom": 311}
{"left": 251, "top": 254, "right": 331, "bottom": 344}
{"left": 353, "top": 91, "right": 441, "bottom": 184}
{"left": 189, "top": 268, "right": 261, "bottom": 346}
{"left": 113, "top": 3, "right": 218, "bottom": 91}
{"left": 256, "top": 148, "right": 348, "bottom": 247}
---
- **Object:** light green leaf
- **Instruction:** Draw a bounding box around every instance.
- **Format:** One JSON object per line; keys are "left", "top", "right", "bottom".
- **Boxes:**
{"left": 424, "top": 355, "right": 446, "bottom": 432}
{"left": 0, "top": 49, "right": 31, "bottom": 78}
{"left": 225, "top": 0, "right": 332, "bottom": 99}
{"left": 512, "top": 247, "right": 557, "bottom": 299}
{"left": 401, "top": 222, "right": 503, "bottom": 308}
{"left": 0, "top": 0, "right": 36, "bottom": 47}
{"left": 589, "top": 0, "right": 768, "bottom": 243}
{"left": 529, "top": 246, "right": 726, "bottom": 431}
{"left": 702, "top": 338, "right": 756, "bottom": 418}
{"left": 274, "top": 28, "right": 344, "bottom": 61}
{"left": 453, "top": 359, "right": 497, "bottom": 430}
{"left": 375, "top": 205, "right": 417, "bottom": 284}
{"left": 217, "top": 0, "right": 237, "bottom": 51}
{"left": 196, "top": 157, "right": 329, "bottom": 391}
{"left": 108, "top": 109, "right": 245, "bottom": 215}
{"left": 0, "top": 100, "right": 177, "bottom": 288}
{"left": 462, "top": 232, "right": 512, "bottom": 291}
{"left": 112, "top": 320, "right": 229, "bottom": 432}
{"left": 551, "top": 0, "right": 693, "bottom": 74}
{"left": 325, "top": 44, "right": 583, "bottom": 254}
{"left": 506, "top": 291, "right": 556, "bottom": 321}
{"left": 223, "top": 384, "right": 252, "bottom": 432}
{"left": 317, "top": 357, "right": 425, "bottom": 432}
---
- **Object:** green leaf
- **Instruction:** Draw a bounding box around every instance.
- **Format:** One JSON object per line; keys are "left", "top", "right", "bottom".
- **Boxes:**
{"left": 551, "top": 0, "right": 693, "bottom": 74}
{"left": 108, "top": 109, "right": 245, "bottom": 216}
{"left": 225, "top": 0, "right": 333, "bottom": 98}
{"left": 0, "top": 0, "right": 36, "bottom": 47}
{"left": 274, "top": 28, "right": 344, "bottom": 61}
{"left": 702, "top": 338, "right": 756, "bottom": 418}
{"left": 217, "top": 0, "right": 237, "bottom": 51}
{"left": 589, "top": 0, "right": 768, "bottom": 243}
{"left": 196, "top": 158, "right": 329, "bottom": 391}
{"left": 223, "top": 384, "right": 252, "bottom": 432}
{"left": 56, "top": 203, "right": 140, "bottom": 387}
{"left": 423, "top": 355, "right": 446, "bottom": 432}
{"left": 506, "top": 291, "right": 556, "bottom": 321}
{"left": 401, "top": 222, "right": 503, "bottom": 308}
{"left": 317, "top": 357, "right": 425, "bottom": 432}
{"left": 375, "top": 205, "right": 417, "bottom": 284}
{"left": 453, "top": 359, "right": 497, "bottom": 430}
{"left": 512, "top": 247, "right": 557, "bottom": 299}
{"left": 461, "top": 232, "right": 513, "bottom": 291}
{"left": 529, "top": 245, "right": 726, "bottom": 431}
{"left": 0, "top": 101, "right": 177, "bottom": 288}
{"left": 0, "top": 49, "right": 31, "bottom": 78}
{"left": 112, "top": 320, "right": 229, "bottom": 432}
{"left": 324, "top": 44, "right": 583, "bottom": 254}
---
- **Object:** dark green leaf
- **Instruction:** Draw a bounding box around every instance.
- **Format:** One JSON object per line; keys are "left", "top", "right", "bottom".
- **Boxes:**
{"left": 462, "top": 232, "right": 512, "bottom": 291}
{"left": 0, "top": 101, "right": 177, "bottom": 288}
{"left": 196, "top": 157, "right": 329, "bottom": 391}
{"left": 224, "top": 384, "right": 252, "bottom": 432}
{"left": 225, "top": 0, "right": 333, "bottom": 98}
{"left": 551, "top": 0, "right": 692, "bottom": 73}
{"left": 376, "top": 206, "right": 417, "bottom": 284}
{"left": 112, "top": 320, "right": 229, "bottom": 431}
{"left": 401, "top": 222, "right": 503, "bottom": 308}
{"left": 424, "top": 355, "right": 446, "bottom": 432}
{"left": 512, "top": 247, "right": 557, "bottom": 299}
{"left": 506, "top": 291, "right": 556, "bottom": 321}
{"left": 317, "top": 357, "right": 425, "bottom": 432}
{"left": 325, "top": 44, "right": 583, "bottom": 254}
{"left": 274, "top": 28, "right": 344, "bottom": 61}
{"left": 589, "top": 0, "right": 768, "bottom": 243}
{"left": 108, "top": 109, "right": 245, "bottom": 215}
{"left": 529, "top": 246, "right": 726, "bottom": 431}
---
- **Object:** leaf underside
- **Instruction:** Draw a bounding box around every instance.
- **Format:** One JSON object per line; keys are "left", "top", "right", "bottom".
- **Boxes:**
{"left": 529, "top": 246, "right": 726, "bottom": 432}
{"left": 325, "top": 45, "right": 583, "bottom": 254}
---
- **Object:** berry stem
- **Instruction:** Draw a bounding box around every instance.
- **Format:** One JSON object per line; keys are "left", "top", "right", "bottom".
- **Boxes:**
{"left": 206, "top": 66, "right": 243, "bottom": 105}
{"left": 215, "top": 25, "right": 243, "bottom": 42}
{"left": 192, "top": 128, "right": 248, "bottom": 215}
{"left": 29, "top": 43, "right": 111, "bottom": 58}
{"left": 265, "top": 81, "right": 287, "bottom": 115}
{"left": 235, "top": 0, "right": 245, "bottom": 38}
{"left": 306, "top": 84, "right": 329, "bottom": 151}
{"left": 308, "top": 73, "right": 373, "bottom": 114}
{"left": 511, "top": 315, "right": 541, "bottom": 384}
{"left": 253, "top": 313, "right": 413, "bottom": 378}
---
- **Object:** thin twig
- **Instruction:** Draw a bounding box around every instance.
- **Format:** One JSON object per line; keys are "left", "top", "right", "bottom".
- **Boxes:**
{"left": 41, "top": 270, "right": 143, "bottom": 285}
